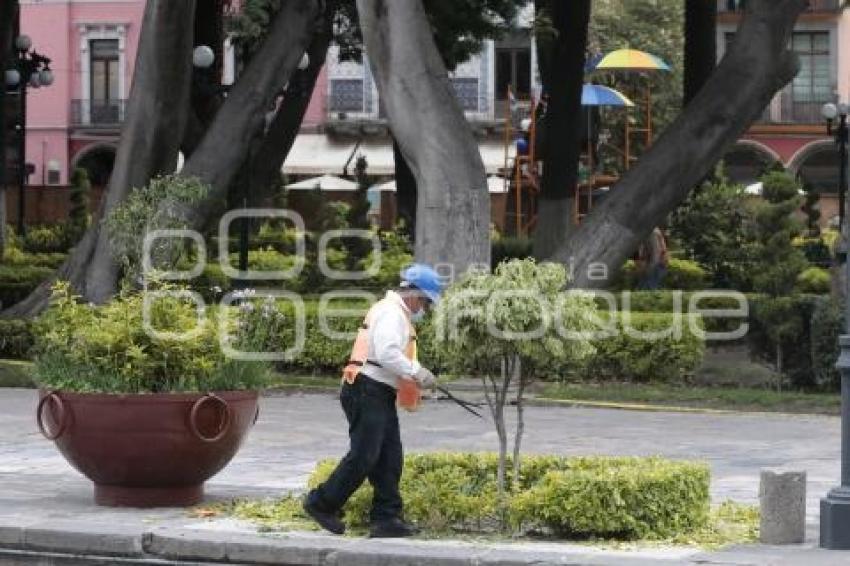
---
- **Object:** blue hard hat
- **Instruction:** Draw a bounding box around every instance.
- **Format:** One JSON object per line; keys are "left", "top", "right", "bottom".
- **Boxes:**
{"left": 401, "top": 263, "right": 444, "bottom": 305}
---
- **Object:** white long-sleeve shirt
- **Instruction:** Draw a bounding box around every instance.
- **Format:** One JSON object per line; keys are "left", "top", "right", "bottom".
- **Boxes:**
{"left": 360, "top": 291, "right": 422, "bottom": 389}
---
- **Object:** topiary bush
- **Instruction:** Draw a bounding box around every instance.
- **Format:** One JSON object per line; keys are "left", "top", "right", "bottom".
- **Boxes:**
{"left": 307, "top": 453, "right": 710, "bottom": 539}
{"left": 796, "top": 266, "right": 831, "bottom": 295}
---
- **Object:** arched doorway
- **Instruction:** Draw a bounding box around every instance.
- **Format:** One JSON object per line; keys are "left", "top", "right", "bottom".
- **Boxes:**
{"left": 722, "top": 142, "right": 781, "bottom": 186}
{"left": 72, "top": 144, "right": 116, "bottom": 189}
{"left": 790, "top": 141, "right": 841, "bottom": 229}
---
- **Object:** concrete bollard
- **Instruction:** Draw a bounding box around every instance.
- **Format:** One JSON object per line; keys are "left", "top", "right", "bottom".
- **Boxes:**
{"left": 759, "top": 469, "right": 806, "bottom": 545}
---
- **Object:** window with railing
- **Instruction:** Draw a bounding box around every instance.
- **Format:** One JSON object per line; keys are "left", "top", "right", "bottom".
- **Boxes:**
{"left": 727, "top": 30, "right": 835, "bottom": 124}
{"left": 329, "top": 78, "right": 366, "bottom": 113}
{"left": 71, "top": 99, "right": 127, "bottom": 127}
{"left": 790, "top": 31, "right": 832, "bottom": 120}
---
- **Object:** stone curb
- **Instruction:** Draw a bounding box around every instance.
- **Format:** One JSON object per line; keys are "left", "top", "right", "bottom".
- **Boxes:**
{"left": 0, "top": 521, "right": 696, "bottom": 566}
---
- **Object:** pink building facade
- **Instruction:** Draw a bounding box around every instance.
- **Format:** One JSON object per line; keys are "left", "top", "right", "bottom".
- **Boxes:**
{"left": 20, "top": 0, "right": 144, "bottom": 190}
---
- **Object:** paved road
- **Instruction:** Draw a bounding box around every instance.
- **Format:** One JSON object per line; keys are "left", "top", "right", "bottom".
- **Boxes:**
{"left": 0, "top": 388, "right": 840, "bottom": 523}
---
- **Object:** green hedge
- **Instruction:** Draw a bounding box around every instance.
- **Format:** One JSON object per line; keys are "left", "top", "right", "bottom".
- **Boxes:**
{"left": 308, "top": 453, "right": 710, "bottom": 539}
{"left": 594, "top": 291, "right": 752, "bottom": 336}
{"left": 250, "top": 300, "right": 703, "bottom": 382}
{"left": 0, "top": 319, "right": 33, "bottom": 360}
{"left": 576, "top": 312, "right": 705, "bottom": 382}
{"left": 0, "top": 264, "right": 53, "bottom": 310}
{"left": 616, "top": 259, "right": 708, "bottom": 291}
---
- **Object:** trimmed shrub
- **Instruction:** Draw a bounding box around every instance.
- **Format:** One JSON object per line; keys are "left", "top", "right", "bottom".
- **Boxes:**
{"left": 0, "top": 319, "right": 34, "bottom": 360}
{"left": 0, "top": 264, "right": 53, "bottom": 309}
{"left": 796, "top": 267, "right": 831, "bottom": 295}
{"left": 23, "top": 224, "right": 72, "bottom": 254}
{"left": 308, "top": 453, "right": 710, "bottom": 539}
{"left": 577, "top": 312, "right": 705, "bottom": 382}
{"left": 616, "top": 259, "right": 708, "bottom": 291}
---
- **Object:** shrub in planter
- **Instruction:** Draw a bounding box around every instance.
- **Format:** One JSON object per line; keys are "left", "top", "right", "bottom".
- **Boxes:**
{"left": 32, "top": 282, "right": 272, "bottom": 507}
{"left": 308, "top": 453, "right": 710, "bottom": 539}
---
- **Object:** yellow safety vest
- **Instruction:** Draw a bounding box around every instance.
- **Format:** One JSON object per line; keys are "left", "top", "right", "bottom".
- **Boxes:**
{"left": 342, "top": 300, "right": 421, "bottom": 412}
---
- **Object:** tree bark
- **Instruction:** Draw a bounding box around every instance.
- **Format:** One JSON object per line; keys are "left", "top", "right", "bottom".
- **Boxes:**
{"left": 556, "top": 0, "right": 806, "bottom": 289}
{"left": 392, "top": 137, "right": 417, "bottom": 239}
{"left": 178, "top": 0, "right": 321, "bottom": 224}
{"left": 684, "top": 0, "right": 718, "bottom": 106}
{"left": 357, "top": 0, "right": 490, "bottom": 275}
{"left": 4, "top": 0, "right": 197, "bottom": 315}
{"left": 249, "top": 15, "right": 332, "bottom": 202}
{"left": 0, "top": 0, "right": 17, "bottom": 261}
{"left": 533, "top": 0, "right": 591, "bottom": 260}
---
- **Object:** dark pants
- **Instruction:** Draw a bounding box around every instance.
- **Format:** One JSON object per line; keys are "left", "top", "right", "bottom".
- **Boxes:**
{"left": 306, "top": 375, "right": 403, "bottom": 523}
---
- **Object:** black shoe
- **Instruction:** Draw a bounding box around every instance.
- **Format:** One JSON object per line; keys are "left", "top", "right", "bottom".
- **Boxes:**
{"left": 302, "top": 498, "right": 346, "bottom": 535}
{"left": 369, "top": 518, "right": 419, "bottom": 538}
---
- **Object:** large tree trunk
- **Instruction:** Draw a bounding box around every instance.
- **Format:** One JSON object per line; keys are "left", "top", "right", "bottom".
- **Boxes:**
{"left": 178, "top": 0, "right": 321, "bottom": 223}
{"left": 4, "top": 0, "right": 197, "bottom": 315}
{"left": 357, "top": 0, "right": 490, "bottom": 274}
{"left": 533, "top": 0, "right": 591, "bottom": 260}
{"left": 392, "top": 138, "right": 417, "bottom": 239}
{"left": 0, "top": 0, "right": 17, "bottom": 261}
{"left": 684, "top": 0, "right": 718, "bottom": 106}
{"left": 556, "top": 0, "right": 806, "bottom": 288}
{"left": 249, "top": 14, "right": 332, "bottom": 202}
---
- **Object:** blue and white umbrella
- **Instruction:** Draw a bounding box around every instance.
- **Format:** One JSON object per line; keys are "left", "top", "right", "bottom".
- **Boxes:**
{"left": 581, "top": 84, "right": 635, "bottom": 107}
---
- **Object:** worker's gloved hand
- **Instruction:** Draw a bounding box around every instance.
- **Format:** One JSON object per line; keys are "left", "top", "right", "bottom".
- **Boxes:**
{"left": 414, "top": 367, "right": 437, "bottom": 388}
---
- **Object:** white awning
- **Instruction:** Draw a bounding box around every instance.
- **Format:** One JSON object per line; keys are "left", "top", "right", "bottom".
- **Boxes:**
{"left": 283, "top": 134, "right": 515, "bottom": 176}
{"left": 286, "top": 174, "right": 358, "bottom": 192}
{"left": 369, "top": 175, "right": 509, "bottom": 194}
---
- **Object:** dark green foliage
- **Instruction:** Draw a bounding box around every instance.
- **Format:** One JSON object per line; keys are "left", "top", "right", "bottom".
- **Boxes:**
{"left": 617, "top": 259, "right": 708, "bottom": 291}
{"left": 0, "top": 319, "right": 34, "bottom": 360}
{"left": 810, "top": 297, "right": 843, "bottom": 392}
{"left": 491, "top": 236, "right": 533, "bottom": 268}
{"left": 0, "top": 264, "right": 54, "bottom": 309}
{"left": 229, "top": 0, "right": 527, "bottom": 71}
{"left": 68, "top": 168, "right": 91, "bottom": 242}
{"left": 748, "top": 294, "right": 839, "bottom": 391}
{"left": 670, "top": 175, "right": 754, "bottom": 290}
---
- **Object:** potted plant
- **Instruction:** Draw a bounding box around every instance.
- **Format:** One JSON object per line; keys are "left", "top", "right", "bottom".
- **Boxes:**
{"left": 33, "top": 282, "right": 272, "bottom": 507}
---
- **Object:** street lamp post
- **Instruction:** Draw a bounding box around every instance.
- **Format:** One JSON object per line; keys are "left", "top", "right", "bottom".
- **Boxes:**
{"left": 5, "top": 34, "right": 53, "bottom": 237}
{"left": 821, "top": 101, "right": 850, "bottom": 550}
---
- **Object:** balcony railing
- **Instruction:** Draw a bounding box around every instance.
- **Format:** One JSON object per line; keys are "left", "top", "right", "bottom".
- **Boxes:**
{"left": 757, "top": 88, "right": 836, "bottom": 125}
{"left": 719, "top": 0, "right": 840, "bottom": 12}
{"left": 70, "top": 99, "right": 127, "bottom": 128}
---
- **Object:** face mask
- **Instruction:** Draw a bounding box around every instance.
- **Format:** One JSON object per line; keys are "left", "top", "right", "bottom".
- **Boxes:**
{"left": 410, "top": 308, "right": 426, "bottom": 324}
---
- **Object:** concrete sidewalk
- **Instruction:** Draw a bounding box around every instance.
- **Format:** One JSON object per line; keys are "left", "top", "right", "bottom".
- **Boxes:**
{"left": 1, "top": 389, "right": 849, "bottom": 564}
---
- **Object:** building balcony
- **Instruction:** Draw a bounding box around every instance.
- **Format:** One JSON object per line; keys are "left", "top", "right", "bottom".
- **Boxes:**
{"left": 752, "top": 88, "right": 836, "bottom": 133}
{"left": 70, "top": 99, "right": 127, "bottom": 129}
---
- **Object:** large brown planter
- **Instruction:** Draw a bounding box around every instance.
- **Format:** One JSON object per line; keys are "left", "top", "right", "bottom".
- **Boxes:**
{"left": 36, "top": 390, "right": 259, "bottom": 508}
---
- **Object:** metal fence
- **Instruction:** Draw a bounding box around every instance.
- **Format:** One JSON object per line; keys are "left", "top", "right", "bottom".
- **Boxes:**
{"left": 70, "top": 99, "right": 127, "bottom": 128}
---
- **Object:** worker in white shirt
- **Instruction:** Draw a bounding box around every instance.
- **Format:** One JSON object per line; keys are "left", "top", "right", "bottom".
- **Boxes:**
{"left": 303, "top": 264, "right": 444, "bottom": 538}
